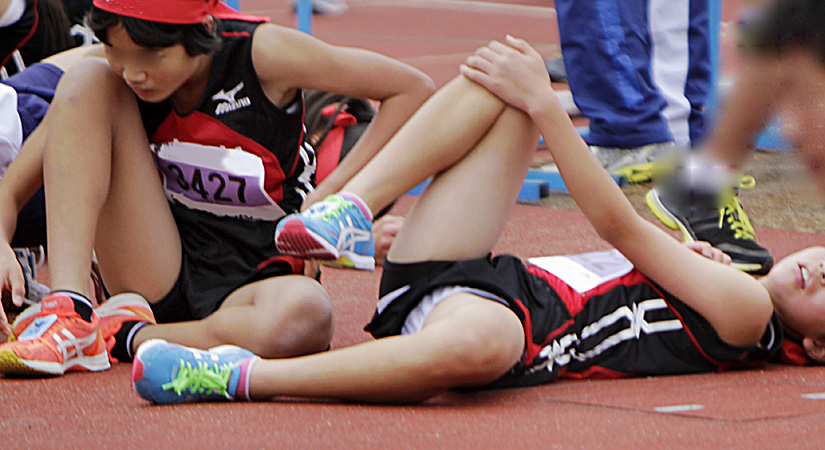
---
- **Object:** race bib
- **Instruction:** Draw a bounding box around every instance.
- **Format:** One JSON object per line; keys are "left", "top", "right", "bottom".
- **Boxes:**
{"left": 153, "top": 140, "right": 285, "bottom": 221}
{"left": 528, "top": 249, "right": 634, "bottom": 294}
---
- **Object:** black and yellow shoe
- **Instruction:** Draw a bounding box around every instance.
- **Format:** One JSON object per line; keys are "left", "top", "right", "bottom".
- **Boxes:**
{"left": 646, "top": 176, "right": 774, "bottom": 275}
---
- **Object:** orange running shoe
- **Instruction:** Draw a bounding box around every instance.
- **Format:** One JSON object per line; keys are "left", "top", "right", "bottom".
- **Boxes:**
{"left": 96, "top": 293, "right": 156, "bottom": 363}
{"left": 0, "top": 293, "right": 109, "bottom": 376}
{"left": 8, "top": 301, "right": 42, "bottom": 342}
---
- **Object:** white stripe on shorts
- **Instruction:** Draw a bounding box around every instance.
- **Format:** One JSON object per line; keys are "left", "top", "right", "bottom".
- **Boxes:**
{"left": 401, "top": 286, "right": 507, "bottom": 335}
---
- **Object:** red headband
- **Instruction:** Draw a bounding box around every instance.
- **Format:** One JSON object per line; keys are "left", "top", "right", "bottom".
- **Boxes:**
{"left": 92, "top": 0, "right": 269, "bottom": 24}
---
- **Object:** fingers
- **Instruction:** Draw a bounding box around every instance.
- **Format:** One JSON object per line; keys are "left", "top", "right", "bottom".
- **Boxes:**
{"left": 461, "top": 39, "right": 514, "bottom": 84}
{"left": 504, "top": 34, "right": 531, "bottom": 54}
{"left": 10, "top": 272, "right": 26, "bottom": 308}
{"left": 373, "top": 215, "right": 404, "bottom": 265}
{"left": 684, "top": 241, "right": 732, "bottom": 265}
{"left": 0, "top": 309, "right": 10, "bottom": 338}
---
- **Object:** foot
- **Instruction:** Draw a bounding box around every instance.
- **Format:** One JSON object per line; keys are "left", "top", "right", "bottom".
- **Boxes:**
{"left": 646, "top": 176, "right": 774, "bottom": 275}
{"left": 591, "top": 142, "right": 674, "bottom": 183}
{"left": 275, "top": 193, "right": 375, "bottom": 270}
{"left": 0, "top": 292, "right": 109, "bottom": 376}
{"left": 132, "top": 339, "right": 259, "bottom": 404}
{"left": 96, "top": 293, "right": 157, "bottom": 363}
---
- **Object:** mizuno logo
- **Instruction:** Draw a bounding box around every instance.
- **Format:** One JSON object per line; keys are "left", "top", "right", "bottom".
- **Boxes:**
{"left": 213, "top": 82, "right": 251, "bottom": 115}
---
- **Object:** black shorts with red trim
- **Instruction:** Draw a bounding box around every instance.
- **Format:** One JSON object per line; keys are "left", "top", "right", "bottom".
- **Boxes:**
{"left": 151, "top": 204, "right": 305, "bottom": 322}
{"left": 368, "top": 254, "right": 784, "bottom": 390}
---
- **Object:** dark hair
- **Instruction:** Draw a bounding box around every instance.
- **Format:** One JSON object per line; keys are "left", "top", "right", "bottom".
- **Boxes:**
{"left": 38, "top": 0, "right": 76, "bottom": 55}
{"left": 743, "top": 0, "right": 825, "bottom": 62}
{"left": 86, "top": 6, "right": 222, "bottom": 56}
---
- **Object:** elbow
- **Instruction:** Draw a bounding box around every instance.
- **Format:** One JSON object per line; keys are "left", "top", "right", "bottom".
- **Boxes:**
{"left": 409, "top": 70, "right": 436, "bottom": 101}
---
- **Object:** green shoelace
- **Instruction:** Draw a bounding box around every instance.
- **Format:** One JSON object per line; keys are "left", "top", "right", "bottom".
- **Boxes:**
{"left": 308, "top": 195, "right": 350, "bottom": 220}
{"left": 718, "top": 176, "right": 757, "bottom": 240}
{"left": 162, "top": 360, "right": 233, "bottom": 397}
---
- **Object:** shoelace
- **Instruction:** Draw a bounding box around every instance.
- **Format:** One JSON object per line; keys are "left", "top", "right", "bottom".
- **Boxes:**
{"left": 308, "top": 195, "right": 349, "bottom": 220}
{"left": 162, "top": 360, "right": 232, "bottom": 397}
{"left": 717, "top": 176, "right": 757, "bottom": 240}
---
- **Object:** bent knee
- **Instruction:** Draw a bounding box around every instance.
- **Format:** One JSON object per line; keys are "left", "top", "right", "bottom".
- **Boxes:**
{"left": 425, "top": 325, "right": 523, "bottom": 386}
{"left": 252, "top": 280, "right": 334, "bottom": 358}
{"left": 53, "top": 58, "right": 131, "bottom": 107}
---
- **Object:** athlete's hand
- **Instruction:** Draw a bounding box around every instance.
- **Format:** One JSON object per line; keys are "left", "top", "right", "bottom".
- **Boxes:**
{"left": 373, "top": 214, "right": 404, "bottom": 265}
{"left": 303, "top": 258, "right": 321, "bottom": 279}
{"left": 683, "top": 241, "right": 732, "bottom": 265}
{"left": 0, "top": 245, "right": 25, "bottom": 336}
{"left": 460, "top": 35, "right": 552, "bottom": 115}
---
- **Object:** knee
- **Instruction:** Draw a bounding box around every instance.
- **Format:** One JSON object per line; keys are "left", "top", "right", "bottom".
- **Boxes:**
{"left": 252, "top": 280, "right": 334, "bottom": 358}
{"left": 422, "top": 325, "right": 523, "bottom": 387}
{"left": 52, "top": 59, "right": 132, "bottom": 108}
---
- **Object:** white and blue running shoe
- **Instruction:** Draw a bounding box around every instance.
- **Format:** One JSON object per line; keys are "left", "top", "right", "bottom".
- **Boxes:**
{"left": 132, "top": 339, "right": 258, "bottom": 404}
{"left": 274, "top": 193, "right": 375, "bottom": 270}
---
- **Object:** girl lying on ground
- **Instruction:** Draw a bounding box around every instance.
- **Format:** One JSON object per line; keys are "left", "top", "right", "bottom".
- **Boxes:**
{"left": 132, "top": 36, "right": 823, "bottom": 405}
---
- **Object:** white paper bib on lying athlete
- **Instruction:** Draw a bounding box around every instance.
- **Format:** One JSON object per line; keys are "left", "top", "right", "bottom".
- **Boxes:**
{"left": 528, "top": 249, "right": 634, "bottom": 294}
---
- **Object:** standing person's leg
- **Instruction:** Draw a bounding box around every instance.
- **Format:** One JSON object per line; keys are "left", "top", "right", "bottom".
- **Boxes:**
{"left": 683, "top": 0, "right": 711, "bottom": 146}
{"left": 650, "top": 0, "right": 708, "bottom": 147}
{"left": 645, "top": 0, "right": 773, "bottom": 277}
{"left": 134, "top": 76, "right": 538, "bottom": 404}
{"left": 554, "top": 0, "right": 671, "bottom": 148}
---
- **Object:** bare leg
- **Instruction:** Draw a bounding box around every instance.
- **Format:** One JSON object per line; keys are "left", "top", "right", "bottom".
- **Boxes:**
{"left": 388, "top": 104, "right": 538, "bottom": 262}
{"left": 44, "top": 59, "right": 181, "bottom": 301}
{"left": 134, "top": 275, "right": 334, "bottom": 358}
{"left": 247, "top": 293, "right": 524, "bottom": 403}
{"left": 245, "top": 82, "right": 539, "bottom": 401}
{"left": 342, "top": 76, "right": 513, "bottom": 213}
{"left": 347, "top": 75, "right": 540, "bottom": 262}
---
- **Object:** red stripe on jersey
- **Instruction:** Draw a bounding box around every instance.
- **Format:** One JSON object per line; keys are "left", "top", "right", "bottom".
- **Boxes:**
{"left": 152, "top": 111, "right": 287, "bottom": 203}
{"left": 525, "top": 264, "right": 583, "bottom": 348}
{"left": 560, "top": 365, "right": 635, "bottom": 380}
{"left": 527, "top": 264, "right": 584, "bottom": 315}
{"left": 222, "top": 31, "right": 251, "bottom": 38}
{"left": 258, "top": 255, "right": 304, "bottom": 274}
{"left": 1, "top": 0, "right": 39, "bottom": 68}
{"left": 583, "top": 268, "right": 648, "bottom": 298}
{"left": 781, "top": 339, "right": 815, "bottom": 366}
{"left": 512, "top": 298, "right": 544, "bottom": 366}
{"left": 286, "top": 98, "right": 308, "bottom": 178}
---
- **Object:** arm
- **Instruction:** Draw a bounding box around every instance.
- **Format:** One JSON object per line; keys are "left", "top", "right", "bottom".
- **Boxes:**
{"left": 0, "top": 118, "right": 46, "bottom": 334}
{"left": 460, "top": 36, "right": 774, "bottom": 347}
{"left": 251, "top": 25, "right": 436, "bottom": 207}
